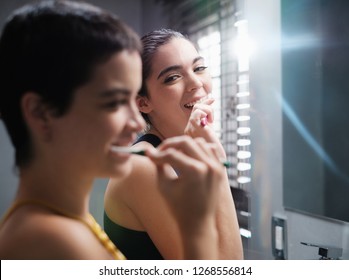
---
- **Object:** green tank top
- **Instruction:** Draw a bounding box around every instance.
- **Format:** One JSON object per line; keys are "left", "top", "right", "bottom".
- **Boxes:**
{"left": 103, "top": 211, "right": 163, "bottom": 260}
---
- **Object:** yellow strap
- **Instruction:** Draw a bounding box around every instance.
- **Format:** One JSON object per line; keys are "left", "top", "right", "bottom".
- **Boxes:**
{"left": 0, "top": 199, "right": 125, "bottom": 260}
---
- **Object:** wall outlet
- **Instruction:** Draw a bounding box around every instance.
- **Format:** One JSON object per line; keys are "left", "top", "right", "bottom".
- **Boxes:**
{"left": 272, "top": 216, "right": 287, "bottom": 259}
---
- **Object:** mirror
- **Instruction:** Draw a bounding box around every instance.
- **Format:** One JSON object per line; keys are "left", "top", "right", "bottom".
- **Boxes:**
{"left": 282, "top": 0, "right": 349, "bottom": 222}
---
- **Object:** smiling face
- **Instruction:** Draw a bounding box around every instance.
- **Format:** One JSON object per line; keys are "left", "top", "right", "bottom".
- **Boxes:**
{"left": 49, "top": 50, "right": 145, "bottom": 179}
{"left": 139, "top": 37, "right": 212, "bottom": 138}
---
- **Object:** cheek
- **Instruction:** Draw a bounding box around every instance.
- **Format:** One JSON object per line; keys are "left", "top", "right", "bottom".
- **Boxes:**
{"left": 76, "top": 118, "right": 122, "bottom": 156}
{"left": 159, "top": 89, "right": 183, "bottom": 110}
{"left": 203, "top": 74, "right": 213, "bottom": 93}
{"left": 149, "top": 86, "right": 178, "bottom": 107}
{"left": 76, "top": 115, "right": 120, "bottom": 143}
{"left": 98, "top": 115, "right": 124, "bottom": 136}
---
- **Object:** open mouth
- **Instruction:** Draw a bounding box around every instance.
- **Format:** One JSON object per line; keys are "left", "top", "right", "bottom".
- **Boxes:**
{"left": 184, "top": 95, "right": 209, "bottom": 109}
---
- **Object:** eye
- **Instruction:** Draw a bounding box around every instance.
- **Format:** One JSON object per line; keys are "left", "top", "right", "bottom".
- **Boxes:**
{"left": 164, "top": 74, "right": 181, "bottom": 84}
{"left": 194, "top": 66, "right": 208, "bottom": 72}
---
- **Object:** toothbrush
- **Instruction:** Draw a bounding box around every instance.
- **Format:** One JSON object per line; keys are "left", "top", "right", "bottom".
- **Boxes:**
{"left": 111, "top": 146, "right": 233, "bottom": 168}
{"left": 110, "top": 146, "right": 146, "bottom": 156}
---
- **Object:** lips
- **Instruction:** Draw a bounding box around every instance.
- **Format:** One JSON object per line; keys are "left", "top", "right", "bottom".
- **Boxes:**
{"left": 184, "top": 95, "right": 209, "bottom": 109}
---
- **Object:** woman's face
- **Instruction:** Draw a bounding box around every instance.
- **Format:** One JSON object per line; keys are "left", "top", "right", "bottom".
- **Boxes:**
{"left": 50, "top": 50, "right": 145, "bottom": 179}
{"left": 142, "top": 37, "right": 212, "bottom": 138}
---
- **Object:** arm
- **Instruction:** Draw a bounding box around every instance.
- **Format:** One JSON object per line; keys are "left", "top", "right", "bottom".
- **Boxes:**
{"left": 147, "top": 136, "right": 227, "bottom": 259}
{"left": 184, "top": 98, "right": 244, "bottom": 259}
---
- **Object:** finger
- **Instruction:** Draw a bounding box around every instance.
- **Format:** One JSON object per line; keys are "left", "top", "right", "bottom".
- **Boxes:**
{"left": 147, "top": 146, "right": 206, "bottom": 177}
{"left": 195, "top": 139, "right": 222, "bottom": 164}
{"left": 200, "top": 117, "right": 208, "bottom": 127}
{"left": 192, "top": 103, "right": 214, "bottom": 124}
{"left": 135, "top": 142, "right": 157, "bottom": 153}
{"left": 193, "top": 113, "right": 208, "bottom": 128}
{"left": 201, "top": 97, "right": 215, "bottom": 106}
{"left": 189, "top": 108, "right": 211, "bottom": 128}
{"left": 157, "top": 136, "right": 214, "bottom": 166}
{"left": 154, "top": 161, "right": 178, "bottom": 181}
{"left": 158, "top": 136, "right": 203, "bottom": 160}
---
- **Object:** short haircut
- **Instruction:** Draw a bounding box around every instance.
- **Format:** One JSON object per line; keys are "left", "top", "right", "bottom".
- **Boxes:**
{"left": 0, "top": 0, "right": 141, "bottom": 168}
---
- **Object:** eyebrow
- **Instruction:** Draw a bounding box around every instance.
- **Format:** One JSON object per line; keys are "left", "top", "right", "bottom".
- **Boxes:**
{"left": 98, "top": 88, "right": 130, "bottom": 98}
{"left": 156, "top": 56, "right": 204, "bottom": 80}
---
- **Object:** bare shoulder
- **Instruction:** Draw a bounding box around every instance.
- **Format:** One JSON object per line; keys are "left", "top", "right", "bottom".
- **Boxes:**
{"left": 104, "top": 140, "right": 174, "bottom": 229}
{"left": 106, "top": 142, "right": 160, "bottom": 199}
{"left": 0, "top": 210, "right": 112, "bottom": 259}
{"left": 104, "top": 145, "right": 161, "bottom": 228}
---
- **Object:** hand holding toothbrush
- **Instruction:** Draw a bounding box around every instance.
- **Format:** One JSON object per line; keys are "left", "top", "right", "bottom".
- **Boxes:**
{"left": 146, "top": 136, "right": 225, "bottom": 259}
{"left": 184, "top": 96, "right": 226, "bottom": 159}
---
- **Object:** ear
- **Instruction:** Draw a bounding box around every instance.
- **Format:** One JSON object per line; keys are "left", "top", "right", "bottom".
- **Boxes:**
{"left": 136, "top": 95, "right": 153, "bottom": 114}
{"left": 21, "top": 92, "right": 53, "bottom": 141}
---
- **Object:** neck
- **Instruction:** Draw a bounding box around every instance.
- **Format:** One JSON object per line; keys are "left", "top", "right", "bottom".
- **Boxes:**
{"left": 148, "top": 125, "right": 167, "bottom": 140}
{"left": 16, "top": 163, "right": 93, "bottom": 219}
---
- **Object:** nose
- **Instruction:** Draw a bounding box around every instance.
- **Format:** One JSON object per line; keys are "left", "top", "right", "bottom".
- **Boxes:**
{"left": 128, "top": 102, "right": 146, "bottom": 132}
{"left": 186, "top": 72, "right": 203, "bottom": 92}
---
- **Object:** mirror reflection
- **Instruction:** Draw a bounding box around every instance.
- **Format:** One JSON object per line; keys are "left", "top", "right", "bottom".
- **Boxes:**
{"left": 282, "top": 0, "right": 349, "bottom": 222}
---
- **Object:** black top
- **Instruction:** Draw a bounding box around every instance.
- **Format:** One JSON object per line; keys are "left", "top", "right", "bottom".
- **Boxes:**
{"left": 104, "top": 212, "right": 163, "bottom": 260}
{"left": 134, "top": 133, "right": 162, "bottom": 147}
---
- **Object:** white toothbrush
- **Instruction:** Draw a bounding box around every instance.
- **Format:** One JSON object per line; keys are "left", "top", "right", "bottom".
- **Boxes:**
{"left": 110, "top": 146, "right": 146, "bottom": 156}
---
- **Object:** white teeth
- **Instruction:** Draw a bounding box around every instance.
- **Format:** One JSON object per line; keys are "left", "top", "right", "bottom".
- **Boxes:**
{"left": 184, "top": 95, "right": 210, "bottom": 108}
